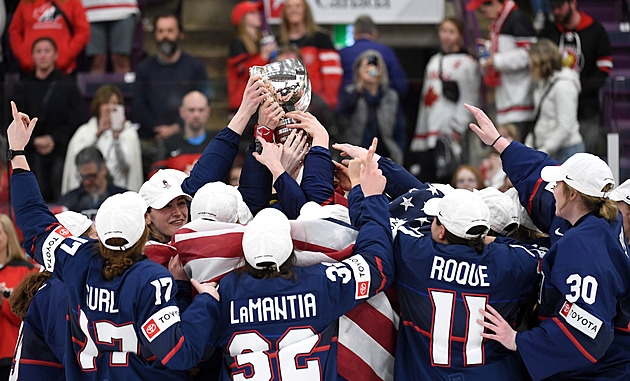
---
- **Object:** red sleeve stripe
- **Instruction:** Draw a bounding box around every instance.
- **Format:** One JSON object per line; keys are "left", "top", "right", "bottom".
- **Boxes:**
{"left": 17, "top": 359, "right": 64, "bottom": 368}
{"left": 552, "top": 317, "right": 597, "bottom": 363}
{"left": 162, "top": 336, "right": 185, "bottom": 364}
{"left": 527, "top": 178, "right": 544, "bottom": 215}
{"left": 375, "top": 257, "right": 387, "bottom": 294}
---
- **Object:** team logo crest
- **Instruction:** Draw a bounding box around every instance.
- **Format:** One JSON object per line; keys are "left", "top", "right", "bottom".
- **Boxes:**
{"left": 162, "top": 180, "right": 171, "bottom": 189}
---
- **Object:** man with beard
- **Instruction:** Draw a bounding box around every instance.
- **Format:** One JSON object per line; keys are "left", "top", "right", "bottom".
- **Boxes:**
{"left": 132, "top": 12, "right": 209, "bottom": 142}
{"left": 151, "top": 90, "right": 216, "bottom": 174}
{"left": 59, "top": 146, "right": 127, "bottom": 220}
{"left": 539, "top": 0, "right": 612, "bottom": 157}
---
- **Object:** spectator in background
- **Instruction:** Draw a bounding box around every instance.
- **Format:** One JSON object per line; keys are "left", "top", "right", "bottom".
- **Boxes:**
{"left": 59, "top": 146, "right": 128, "bottom": 220}
{"left": 610, "top": 179, "right": 630, "bottom": 245}
{"left": 337, "top": 49, "right": 405, "bottom": 164}
{"left": 82, "top": 0, "right": 140, "bottom": 73}
{"left": 62, "top": 85, "right": 143, "bottom": 195}
{"left": 339, "top": 14, "right": 408, "bottom": 97}
{"left": 133, "top": 12, "right": 208, "bottom": 141}
{"left": 409, "top": 17, "right": 480, "bottom": 183}
{"left": 466, "top": 0, "right": 536, "bottom": 140}
{"left": 227, "top": 1, "right": 276, "bottom": 114}
{"left": 0, "top": 213, "right": 37, "bottom": 380}
{"left": 279, "top": 0, "right": 342, "bottom": 110}
{"left": 152, "top": 90, "right": 215, "bottom": 175}
{"left": 539, "top": 0, "right": 612, "bottom": 157}
{"left": 13, "top": 37, "right": 83, "bottom": 202}
{"left": 9, "top": 0, "right": 89, "bottom": 74}
{"left": 525, "top": 38, "right": 583, "bottom": 162}
{"left": 451, "top": 164, "right": 486, "bottom": 191}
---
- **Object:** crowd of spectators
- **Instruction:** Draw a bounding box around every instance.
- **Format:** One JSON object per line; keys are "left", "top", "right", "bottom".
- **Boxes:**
{"left": 0, "top": 1, "right": 627, "bottom": 379}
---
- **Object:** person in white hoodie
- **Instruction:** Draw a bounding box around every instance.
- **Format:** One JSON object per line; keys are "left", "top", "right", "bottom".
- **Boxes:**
{"left": 525, "top": 38, "right": 584, "bottom": 162}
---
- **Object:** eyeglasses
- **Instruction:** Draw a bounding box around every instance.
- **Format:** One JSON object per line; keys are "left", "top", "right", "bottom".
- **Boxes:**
{"left": 77, "top": 172, "right": 99, "bottom": 181}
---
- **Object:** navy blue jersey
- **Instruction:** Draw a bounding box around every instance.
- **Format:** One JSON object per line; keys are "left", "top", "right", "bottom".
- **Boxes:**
{"left": 11, "top": 277, "right": 66, "bottom": 381}
{"left": 214, "top": 192, "right": 393, "bottom": 381}
{"left": 360, "top": 173, "right": 541, "bottom": 380}
{"left": 503, "top": 142, "right": 630, "bottom": 380}
{"left": 11, "top": 171, "right": 221, "bottom": 380}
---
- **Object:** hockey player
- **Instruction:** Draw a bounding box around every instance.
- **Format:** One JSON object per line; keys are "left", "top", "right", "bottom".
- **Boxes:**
{"left": 7, "top": 101, "right": 221, "bottom": 380}
{"left": 213, "top": 140, "right": 394, "bottom": 380}
{"left": 467, "top": 103, "right": 630, "bottom": 380}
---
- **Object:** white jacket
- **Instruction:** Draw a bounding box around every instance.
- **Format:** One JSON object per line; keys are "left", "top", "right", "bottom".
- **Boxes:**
{"left": 410, "top": 51, "right": 480, "bottom": 152}
{"left": 62, "top": 116, "right": 143, "bottom": 194}
{"left": 525, "top": 67, "right": 583, "bottom": 155}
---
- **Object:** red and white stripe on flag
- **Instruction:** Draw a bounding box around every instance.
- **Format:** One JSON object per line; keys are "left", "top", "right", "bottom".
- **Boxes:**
{"left": 170, "top": 217, "right": 397, "bottom": 381}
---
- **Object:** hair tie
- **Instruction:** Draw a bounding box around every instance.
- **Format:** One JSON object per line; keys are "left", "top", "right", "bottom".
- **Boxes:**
{"left": 491, "top": 135, "right": 503, "bottom": 147}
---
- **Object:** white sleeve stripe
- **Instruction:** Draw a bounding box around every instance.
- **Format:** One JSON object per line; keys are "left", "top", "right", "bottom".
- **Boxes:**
{"left": 596, "top": 60, "right": 613, "bottom": 68}
{"left": 319, "top": 52, "right": 341, "bottom": 61}
{"left": 321, "top": 66, "right": 344, "bottom": 75}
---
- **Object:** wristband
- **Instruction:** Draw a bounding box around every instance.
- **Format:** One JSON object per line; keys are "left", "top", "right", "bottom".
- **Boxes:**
{"left": 491, "top": 135, "right": 503, "bottom": 147}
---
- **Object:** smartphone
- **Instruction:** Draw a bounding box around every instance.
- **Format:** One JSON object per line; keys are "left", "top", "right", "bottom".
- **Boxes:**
{"left": 111, "top": 105, "right": 125, "bottom": 131}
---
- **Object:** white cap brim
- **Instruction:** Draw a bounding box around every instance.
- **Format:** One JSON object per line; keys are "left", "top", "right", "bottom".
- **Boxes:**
{"left": 423, "top": 197, "right": 441, "bottom": 217}
{"left": 150, "top": 191, "right": 192, "bottom": 210}
{"left": 540, "top": 165, "right": 563, "bottom": 183}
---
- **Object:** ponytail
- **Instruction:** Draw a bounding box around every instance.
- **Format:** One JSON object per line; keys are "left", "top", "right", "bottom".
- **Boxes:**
{"left": 100, "top": 227, "right": 149, "bottom": 281}
{"left": 9, "top": 271, "right": 53, "bottom": 319}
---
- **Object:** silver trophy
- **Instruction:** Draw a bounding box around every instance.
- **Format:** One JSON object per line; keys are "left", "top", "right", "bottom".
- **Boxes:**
{"left": 249, "top": 59, "right": 312, "bottom": 143}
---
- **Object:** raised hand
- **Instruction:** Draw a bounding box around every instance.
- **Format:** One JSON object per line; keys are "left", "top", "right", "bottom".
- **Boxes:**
{"left": 280, "top": 129, "right": 309, "bottom": 178}
{"left": 464, "top": 104, "right": 508, "bottom": 153}
{"left": 241, "top": 75, "right": 269, "bottom": 117}
{"left": 333, "top": 160, "right": 352, "bottom": 192}
{"left": 8, "top": 101, "right": 37, "bottom": 151}
{"left": 284, "top": 111, "right": 329, "bottom": 148}
{"left": 258, "top": 97, "right": 284, "bottom": 130}
{"left": 252, "top": 137, "right": 285, "bottom": 181}
{"left": 359, "top": 138, "right": 386, "bottom": 197}
{"left": 332, "top": 142, "right": 381, "bottom": 166}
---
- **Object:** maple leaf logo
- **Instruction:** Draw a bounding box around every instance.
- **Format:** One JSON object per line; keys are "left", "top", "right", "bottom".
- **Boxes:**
{"left": 423, "top": 86, "right": 439, "bottom": 107}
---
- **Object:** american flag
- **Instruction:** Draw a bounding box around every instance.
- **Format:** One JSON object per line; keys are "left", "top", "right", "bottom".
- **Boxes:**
{"left": 145, "top": 216, "right": 398, "bottom": 380}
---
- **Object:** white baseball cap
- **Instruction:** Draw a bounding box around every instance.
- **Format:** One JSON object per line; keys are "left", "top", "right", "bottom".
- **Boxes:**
{"left": 297, "top": 201, "right": 351, "bottom": 225}
{"left": 540, "top": 153, "right": 615, "bottom": 198}
{"left": 191, "top": 182, "right": 240, "bottom": 223}
{"left": 95, "top": 192, "right": 147, "bottom": 251}
{"left": 139, "top": 169, "right": 192, "bottom": 210}
{"left": 504, "top": 187, "right": 541, "bottom": 232}
{"left": 610, "top": 179, "right": 630, "bottom": 205}
{"left": 242, "top": 208, "right": 293, "bottom": 270}
{"left": 424, "top": 189, "right": 490, "bottom": 239}
{"left": 475, "top": 187, "right": 520, "bottom": 236}
{"left": 55, "top": 211, "right": 94, "bottom": 237}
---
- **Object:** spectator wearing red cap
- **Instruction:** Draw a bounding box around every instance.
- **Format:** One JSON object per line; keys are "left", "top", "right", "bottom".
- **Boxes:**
{"left": 227, "top": 1, "right": 277, "bottom": 113}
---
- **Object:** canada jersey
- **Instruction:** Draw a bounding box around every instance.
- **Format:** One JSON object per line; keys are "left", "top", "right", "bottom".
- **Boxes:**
{"left": 215, "top": 194, "right": 393, "bottom": 381}
{"left": 393, "top": 227, "right": 540, "bottom": 380}
{"left": 11, "top": 171, "right": 221, "bottom": 380}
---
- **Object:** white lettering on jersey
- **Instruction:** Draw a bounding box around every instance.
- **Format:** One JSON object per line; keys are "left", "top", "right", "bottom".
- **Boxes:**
{"left": 559, "top": 301, "right": 602, "bottom": 339}
{"left": 342, "top": 255, "right": 372, "bottom": 299}
{"left": 430, "top": 255, "right": 490, "bottom": 287}
{"left": 41, "top": 226, "right": 72, "bottom": 271}
{"left": 230, "top": 293, "right": 317, "bottom": 324}
{"left": 85, "top": 285, "right": 119, "bottom": 313}
{"left": 142, "top": 306, "right": 180, "bottom": 342}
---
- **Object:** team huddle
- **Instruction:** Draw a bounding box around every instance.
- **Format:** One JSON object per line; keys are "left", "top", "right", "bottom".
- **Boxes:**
{"left": 6, "top": 75, "right": 630, "bottom": 381}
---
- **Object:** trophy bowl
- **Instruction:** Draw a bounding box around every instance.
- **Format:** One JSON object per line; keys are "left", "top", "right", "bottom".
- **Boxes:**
{"left": 249, "top": 59, "right": 312, "bottom": 144}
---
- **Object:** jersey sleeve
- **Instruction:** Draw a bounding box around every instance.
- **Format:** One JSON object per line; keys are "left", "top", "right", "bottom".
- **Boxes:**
{"left": 301, "top": 146, "right": 335, "bottom": 206}
{"left": 309, "top": 192, "right": 393, "bottom": 320}
{"left": 136, "top": 271, "right": 221, "bottom": 370}
{"left": 515, "top": 235, "right": 620, "bottom": 380}
{"left": 182, "top": 126, "right": 241, "bottom": 196}
{"left": 501, "top": 141, "right": 559, "bottom": 234}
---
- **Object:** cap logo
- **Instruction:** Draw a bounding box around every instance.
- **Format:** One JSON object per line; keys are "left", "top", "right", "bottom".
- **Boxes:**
{"left": 565, "top": 175, "right": 574, "bottom": 181}
{"left": 162, "top": 180, "right": 171, "bottom": 189}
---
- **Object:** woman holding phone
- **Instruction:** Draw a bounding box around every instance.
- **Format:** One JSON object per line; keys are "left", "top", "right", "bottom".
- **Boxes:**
{"left": 62, "top": 85, "right": 143, "bottom": 194}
